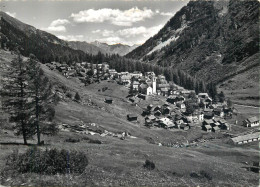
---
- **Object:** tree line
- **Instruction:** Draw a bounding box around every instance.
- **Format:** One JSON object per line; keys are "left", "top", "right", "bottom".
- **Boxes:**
{"left": 0, "top": 51, "right": 58, "bottom": 145}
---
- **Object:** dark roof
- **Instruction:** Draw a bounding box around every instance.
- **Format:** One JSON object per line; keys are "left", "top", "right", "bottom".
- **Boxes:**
{"left": 247, "top": 117, "right": 259, "bottom": 123}
{"left": 127, "top": 114, "right": 137, "bottom": 118}
{"left": 105, "top": 98, "right": 113, "bottom": 101}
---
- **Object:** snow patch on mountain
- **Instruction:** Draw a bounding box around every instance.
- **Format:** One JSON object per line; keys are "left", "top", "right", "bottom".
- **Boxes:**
{"left": 146, "top": 24, "right": 187, "bottom": 56}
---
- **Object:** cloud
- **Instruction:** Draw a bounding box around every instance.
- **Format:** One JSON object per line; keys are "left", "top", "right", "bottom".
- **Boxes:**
{"left": 96, "top": 37, "right": 122, "bottom": 45}
{"left": 5, "top": 12, "right": 16, "bottom": 18}
{"left": 43, "top": 19, "right": 70, "bottom": 32}
{"left": 93, "top": 24, "right": 163, "bottom": 45}
{"left": 57, "top": 35, "right": 84, "bottom": 41}
{"left": 70, "top": 7, "right": 154, "bottom": 26}
{"left": 160, "top": 12, "right": 174, "bottom": 17}
{"left": 92, "top": 29, "right": 101, "bottom": 34}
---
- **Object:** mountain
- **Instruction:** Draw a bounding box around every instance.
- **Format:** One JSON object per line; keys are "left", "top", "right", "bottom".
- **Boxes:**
{"left": 0, "top": 11, "right": 87, "bottom": 63}
{"left": 126, "top": 0, "right": 259, "bottom": 85}
{"left": 67, "top": 41, "right": 107, "bottom": 55}
{"left": 67, "top": 40, "right": 138, "bottom": 56}
{"left": 91, "top": 41, "right": 138, "bottom": 56}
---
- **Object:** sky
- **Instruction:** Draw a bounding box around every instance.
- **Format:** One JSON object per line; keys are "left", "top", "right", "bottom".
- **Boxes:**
{"left": 1, "top": 0, "right": 188, "bottom": 46}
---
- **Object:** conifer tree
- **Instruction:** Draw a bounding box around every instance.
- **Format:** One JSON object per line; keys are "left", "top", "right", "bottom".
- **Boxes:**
{"left": 27, "top": 54, "right": 58, "bottom": 145}
{"left": 1, "top": 52, "right": 34, "bottom": 144}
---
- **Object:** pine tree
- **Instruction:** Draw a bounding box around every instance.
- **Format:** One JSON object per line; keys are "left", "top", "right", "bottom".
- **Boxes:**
{"left": 27, "top": 54, "right": 58, "bottom": 145}
{"left": 1, "top": 52, "right": 34, "bottom": 144}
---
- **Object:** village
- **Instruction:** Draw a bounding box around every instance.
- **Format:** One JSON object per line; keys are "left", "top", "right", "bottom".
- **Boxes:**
{"left": 45, "top": 61, "right": 260, "bottom": 145}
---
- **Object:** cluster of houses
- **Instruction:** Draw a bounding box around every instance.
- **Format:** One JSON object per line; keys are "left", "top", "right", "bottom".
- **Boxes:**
{"left": 139, "top": 100, "right": 231, "bottom": 132}
{"left": 45, "top": 61, "right": 259, "bottom": 138}
{"left": 46, "top": 61, "right": 111, "bottom": 81}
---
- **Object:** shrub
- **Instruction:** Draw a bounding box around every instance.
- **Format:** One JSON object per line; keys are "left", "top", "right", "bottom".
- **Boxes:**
{"left": 74, "top": 92, "right": 81, "bottom": 101}
{"left": 65, "top": 138, "right": 80, "bottom": 143}
{"left": 6, "top": 147, "right": 88, "bottom": 175}
{"left": 143, "top": 160, "right": 155, "bottom": 170}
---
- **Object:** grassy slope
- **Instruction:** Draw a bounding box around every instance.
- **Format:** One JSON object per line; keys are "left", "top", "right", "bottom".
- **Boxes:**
{"left": 0, "top": 50, "right": 259, "bottom": 186}
{"left": 217, "top": 54, "right": 259, "bottom": 107}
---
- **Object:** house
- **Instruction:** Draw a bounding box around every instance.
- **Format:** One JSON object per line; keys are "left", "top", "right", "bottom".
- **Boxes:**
{"left": 147, "top": 104, "right": 153, "bottom": 110}
{"left": 145, "top": 72, "right": 155, "bottom": 78}
{"left": 243, "top": 117, "right": 259, "bottom": 127}
{"left": 198, "top": 112, "right": 204, "bottom": 121}
{"left": 204, "top": 112, "right": 214, "bottom": 119}
{"left": 203, "top": 119, "right": 215, "bottom": 126}
{"left": 213, "top": 108, "right": 224, "bottom": 117}
{"left": 142, "top": 110, "right": 151, "bottom": 116}
{"left": 127, "top": 114, "right": 138, "bottom": 122}
{"left": 176, "top": 102, "right": 186, "bottom": 109}
{"left": 160, "top": 88, "right": 169, "bottom": 96}
{"left": 120, "top": 75, "right": 131, "bottom": 85}
{"left": 175, "top": 119, "right": 184, "bottom": 129}
{"left": 132, "top": 81, "right": 140, "bottom": 90}
{"left": 139, "top": 83, "right": 153, "bottom": 95}
{"left": 202, "top": 125, "right": 212, "bottom": 132}
{"left": 218, "top": 119, "right": 229, "bottom": 130}
{"left": 145, "top": 115, "right": 156, "bottom": 121}
{"left": 108, "top": 69, "right": 117, "bottom": 78}
{"left": 105, "top": 98, "right": 113, "bottom": 104}
{"left": 230, "top": 133, "right": 259, "bottom": 145}
{"left": 162, "top": 107, "right": 171, "bottom": 115}
{"left": 180, "top": 123, "right": 190, "bottom": 131}
{"left": 131, "top": 71, "right": 143, "bottom": 78}
{"left": 154, "top": 110, "right": 162, "bottom": 116}
{"left": 212, "top": 126, "right": 220, "bottom": 133}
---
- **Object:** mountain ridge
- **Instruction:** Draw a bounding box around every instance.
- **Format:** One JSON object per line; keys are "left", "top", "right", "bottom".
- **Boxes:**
{"left": 126, "top": 0, "right": 259, "bottom": 84}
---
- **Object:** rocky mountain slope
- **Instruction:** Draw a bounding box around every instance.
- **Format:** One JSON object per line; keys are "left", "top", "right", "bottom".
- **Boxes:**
{"left": 126, "top": 0, "right": 259, "bottom": 85}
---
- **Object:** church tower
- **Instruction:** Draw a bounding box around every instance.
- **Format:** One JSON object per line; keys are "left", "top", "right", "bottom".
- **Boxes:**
{"left": 152, "top": 76, "right": 157, "bottom": 94}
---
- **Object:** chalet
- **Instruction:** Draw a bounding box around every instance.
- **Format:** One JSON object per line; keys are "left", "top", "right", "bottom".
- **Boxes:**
{"left": 132, "top": 81, "right": 140, "bottom": 90}
{"left": 160, "top": 88, "right": 169, "bottom": 96}
{"left": 167, "top": 96, "right": 176, "bottom": 104}
{"left": 145, "top": 115, "right": 156, "bottom": 121}
{"left": 176, "top": 102, "right": 186, "bottom": 110}
{"left": 105, "top": 98, "right": 113, "bottom": 104}
{"left": 137, "top": 94, "right": 147, "bottom": 100}
{"left": 153, "top": 106, "right": 161, "bottom": 111}
{"left": 120, "top": 75, "right": 131, "bottom": 85}
{"left": 131, "top": 71, "right": 143, "bottom": 78}
{"left": 142, "top": 110, "right": 151, "bottom": 116}
{"left": 202, "top": 125, "right": 212, "bottom": 132}
{"left": 102, "top": 63, "right": 109, "bottom": 71}
{"left": 230, "top": 133, "right": 259, "bottom": 145}
{"left": 147, "top": 104, "right": 154, "bottom": 110}
{"left": 175, "top": 119, "right": 184, "bottom": 129}
{"left": 108, "top": 69, "right": 117, "bottom": 78}
{"left": 154, "top": 110, "right": 162, "bottom": 116}
{"left": 243, "top": 117, "right": 259, "bottom": 127}
{"left": 157, "top": 75, "right": 166, "bottom": 83}
{"left": 218, "top": 119, "right": 229, "bottom": 130}
{"left": 127, "top": 114, "right": 138, "bottom": 122}
{"left": 198, "top": 93, "right": 209, "bottom": 99}
{"left": 145, "top": 72, "right": 155, "bottom": 78}
{"left": 162, "top": 107, "right": 171, "bottom": 115}
{"left": 203, "top": 119, "right": 215, "bottom": 126}
{"left": 204, "top": 112, "right": 214, "bottom": 119}
{"left": 212, "top": 126, "right": 220, "bottom": 133}
{"left": 180, "top": 123, "right": 190, "bottom": 131}
{"left": 198, "top": 112, "right": 204, "bottom": 121}
{"left": 213, "top": 108, "right": 224, "bottom": 117}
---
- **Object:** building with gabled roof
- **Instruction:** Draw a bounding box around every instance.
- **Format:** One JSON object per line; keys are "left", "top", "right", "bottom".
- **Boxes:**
{"left": 243, "top": 117, "right": 259, "bottom": 127}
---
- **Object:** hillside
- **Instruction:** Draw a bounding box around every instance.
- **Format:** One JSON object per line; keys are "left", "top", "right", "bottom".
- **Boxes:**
{"left": 0, "top": 49, "right": 259, "bottom": 186}
{"left": 126, "top": 0, "right": 259, "bottom": 85}
{"left": 0, "top": 11, "right": 87, "bottom": 63}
